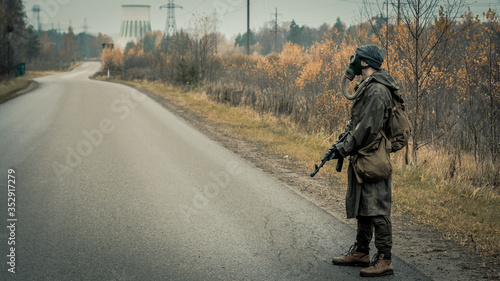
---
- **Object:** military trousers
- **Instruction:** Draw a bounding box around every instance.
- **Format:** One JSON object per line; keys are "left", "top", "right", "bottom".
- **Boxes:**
{"left": 355, "top": 215, "right": 392, "bottom": 257}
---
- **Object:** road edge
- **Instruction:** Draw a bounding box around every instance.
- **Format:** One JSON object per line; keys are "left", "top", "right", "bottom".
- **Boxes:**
{"left": 0, "top": 80, "right": 39, "bottom": 105}
{"left": 94, "top": 78, "right": 497, "bottom": 281}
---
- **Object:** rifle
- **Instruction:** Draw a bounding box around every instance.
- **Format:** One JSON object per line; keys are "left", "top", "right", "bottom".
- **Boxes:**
{"left": 310, "top": 133, "right": 347, "bottom": 177}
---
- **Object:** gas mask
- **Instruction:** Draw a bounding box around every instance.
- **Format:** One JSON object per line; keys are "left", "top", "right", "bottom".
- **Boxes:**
{"left": 341, "top": 54, "right": 371, "bottom": 100}
{"left": 345, "top": 54, "right": 369, "bottom": 81}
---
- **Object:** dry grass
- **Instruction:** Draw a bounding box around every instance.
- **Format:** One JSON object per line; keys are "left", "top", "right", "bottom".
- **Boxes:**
{"left": 0, "top": 70, "right": 60, "bottom": 102}
{"left": 0, "top": 76, "right": 31, "bottom": 101}
{"left": 127, "top": 79, "right": 499, "bottom": 256}
{"left": 392, "top": 148, "right": 499, "bottom": 254}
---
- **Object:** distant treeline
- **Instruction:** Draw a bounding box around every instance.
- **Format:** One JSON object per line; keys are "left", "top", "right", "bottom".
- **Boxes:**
{"left": 27, "top": 28, "right": 112, "bottom": 71}
{"left": 0, "top": 0, "right": 112, "bottom": 78}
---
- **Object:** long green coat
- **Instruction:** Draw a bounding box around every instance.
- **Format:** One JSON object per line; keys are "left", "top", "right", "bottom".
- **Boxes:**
{"left": 336, "top": 70, "right": 400, "bottom": 219}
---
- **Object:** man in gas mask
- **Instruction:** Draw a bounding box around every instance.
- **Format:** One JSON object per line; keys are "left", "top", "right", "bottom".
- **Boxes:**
{"left": 329, "top": 45, "right": 400, "bottom": 277}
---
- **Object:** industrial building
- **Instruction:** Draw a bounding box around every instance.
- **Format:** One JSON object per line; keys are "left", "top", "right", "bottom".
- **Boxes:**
{"left": 117, "top": 5, "right": 152, "bottom": 49}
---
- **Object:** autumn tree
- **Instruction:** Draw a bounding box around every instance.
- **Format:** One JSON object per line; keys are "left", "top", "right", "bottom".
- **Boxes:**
{"left": 141, "top": 30, "right": 163, "bottom": 53}
{"left": 90, "top": 33, "right": 113, "bottom": 58}
{"left": 188, "top": 13, "right": 219, "bottom": 83}
{"left": 101, "top": 45, "right": 123, "bottom": 72}
{"left": 390, "top": 0, "right": 464, "bottom": 163}
{"left": 39, "top": 32, "right": 56, "bottom": 61}
{"left": 122, "top": 41, "right": 149, "bottom": 79}
{"left": 59, "top": 27, "right": 80, "bottom": 62}
{"left": 482, "top": 9, "right": 500, "bottom": 162}
{"left": 254, "top": 22, "right": 274, "bottom": 55}
{"left": 21, "top": 25, "right": 40, "bottom": 62}
{"left": 156, "top": 31, "right": 192, "bottom": 81}
{"left": 458, "top": 8, "right": 500, "bottom": 165}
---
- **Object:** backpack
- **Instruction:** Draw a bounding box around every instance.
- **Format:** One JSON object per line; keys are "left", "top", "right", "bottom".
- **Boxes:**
{"left": 384, "top": 90, "right": 412, "bottom": 153}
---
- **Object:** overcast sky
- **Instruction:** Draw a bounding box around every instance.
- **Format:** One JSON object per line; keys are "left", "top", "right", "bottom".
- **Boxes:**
{"left": 23, "top": 0, "right": 499, "bottom": 41}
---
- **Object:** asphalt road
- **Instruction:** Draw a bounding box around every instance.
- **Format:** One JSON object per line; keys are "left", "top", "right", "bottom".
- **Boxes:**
{"left": 0, "top": 63, "right": 430, "bottom": 280}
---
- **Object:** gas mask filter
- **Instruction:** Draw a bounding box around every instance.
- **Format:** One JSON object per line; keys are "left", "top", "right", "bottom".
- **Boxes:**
{"left": 345, "top": 54, "right": 368, "bottom": 81}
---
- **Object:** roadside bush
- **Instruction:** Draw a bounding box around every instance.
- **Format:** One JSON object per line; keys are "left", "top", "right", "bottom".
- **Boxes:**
{"left": 175, "top": 58, "right": 199, "bottom": 85}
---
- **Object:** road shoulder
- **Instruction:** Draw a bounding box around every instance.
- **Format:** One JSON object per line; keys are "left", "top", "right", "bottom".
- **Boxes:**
{"left": 0, "top": 80, "right": 38, "bottom": 104}
{"left": 102, "top": 79, "right": 497, "bottom": 280}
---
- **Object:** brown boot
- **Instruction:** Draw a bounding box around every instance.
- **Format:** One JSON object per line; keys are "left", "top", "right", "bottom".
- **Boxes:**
{"left": 360, "top": 253, "right": 394, "bottom": 277}
{"left": 332, "top": 245, "right": 370, "bottom": 267}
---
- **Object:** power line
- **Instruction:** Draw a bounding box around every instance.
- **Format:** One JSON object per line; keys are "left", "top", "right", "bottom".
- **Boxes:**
{"left": 178, "top": 0, "right": 208, "bottom": 16}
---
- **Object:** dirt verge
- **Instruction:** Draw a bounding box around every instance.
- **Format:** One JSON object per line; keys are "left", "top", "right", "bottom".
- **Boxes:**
{"left": 0, "top": 80, "right": 38, "bottom": 104}
{"left": 116, "top": 81, "right": 499, "bottom": 280}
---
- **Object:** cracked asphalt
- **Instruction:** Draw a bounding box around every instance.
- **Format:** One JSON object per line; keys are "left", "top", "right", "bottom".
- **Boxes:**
{"left": 0, "top": 63, "right": 430, "bottom": 280}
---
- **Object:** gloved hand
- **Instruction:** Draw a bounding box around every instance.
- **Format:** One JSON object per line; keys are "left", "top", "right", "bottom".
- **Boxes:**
{"left": 326, "top": 145, "right": 341, "bottom": 161}
{"left": 338, "top": 132, "right": 346, "bottom": 140}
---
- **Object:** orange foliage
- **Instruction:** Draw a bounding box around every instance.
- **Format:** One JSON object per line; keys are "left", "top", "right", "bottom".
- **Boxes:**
{"left": 253, "top": 43, "right": 306, "bottom": 92}
{"left": 101, "top": 47, "right": 123, "bottom": 72}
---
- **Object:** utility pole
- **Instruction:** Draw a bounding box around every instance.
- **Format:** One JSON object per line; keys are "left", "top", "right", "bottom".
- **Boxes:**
{"left": 274, "top": 7, "right": 277, "bottom": 52}
{"left": 272, "top": 7, "right": 282, "bottom": 52}
{"left": 246, "top": 0, "right": 250, "bottom": 55}
{"left": 397, "top": 0, "right": 401, "bottom": 26}
{"left": 81, "top": 18, "right": 90, "bottom": 60}
{"left": 213, "top": 9, "right": 218, "bottom": 54}
{"left": 83, "top": 18, "right": 89, "bottom": 34}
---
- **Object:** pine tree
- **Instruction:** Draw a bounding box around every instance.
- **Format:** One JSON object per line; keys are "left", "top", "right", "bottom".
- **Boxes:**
{"left": 287, "top": 20, "right": 303, "bottom": 45}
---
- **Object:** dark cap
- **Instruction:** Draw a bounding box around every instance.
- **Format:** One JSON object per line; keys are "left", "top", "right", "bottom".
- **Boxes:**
{"left": 355, "top": 45, "right": 384, "bottom": 70}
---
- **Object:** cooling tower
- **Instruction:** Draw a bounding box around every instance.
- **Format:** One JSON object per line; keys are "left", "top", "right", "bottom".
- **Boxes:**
{"left": 117, "top": 5, "right": 152, "bottom": 49}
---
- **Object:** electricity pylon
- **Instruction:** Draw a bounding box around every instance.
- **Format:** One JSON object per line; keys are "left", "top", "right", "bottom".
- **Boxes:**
{"left": 160, "top": 0, "right": 183, "bottom": 37}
